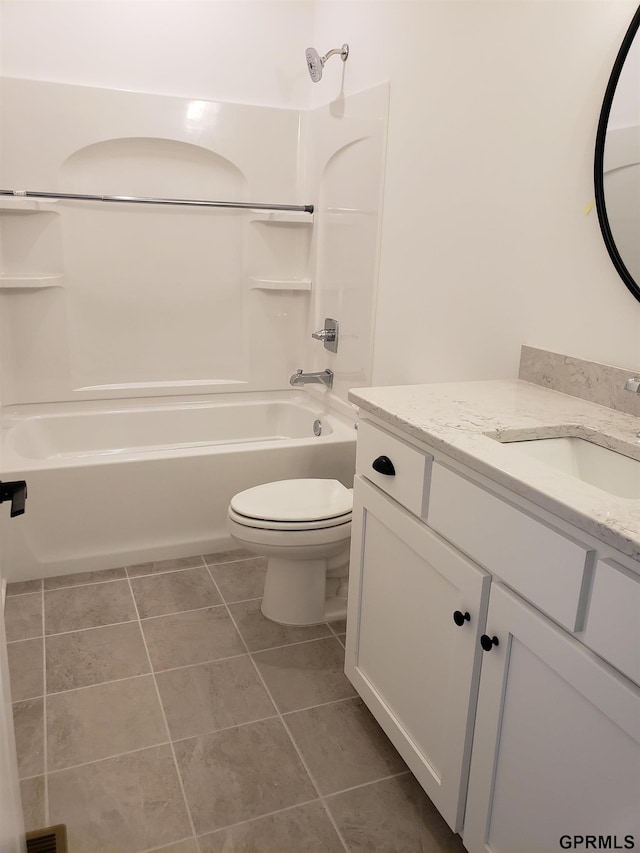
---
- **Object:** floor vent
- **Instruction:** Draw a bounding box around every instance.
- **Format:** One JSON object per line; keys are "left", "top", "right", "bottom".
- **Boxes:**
{"left": 25, "top": 825, "right": 68, "bottom": 853}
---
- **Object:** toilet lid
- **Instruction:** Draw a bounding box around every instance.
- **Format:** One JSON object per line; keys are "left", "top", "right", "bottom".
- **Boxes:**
{"left": 230, "top": 479, "right": 352, "bottom": 523}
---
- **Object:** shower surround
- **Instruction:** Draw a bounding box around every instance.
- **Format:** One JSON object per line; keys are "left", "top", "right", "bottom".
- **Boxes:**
{"left": 0, "top": 78, "right": 388, "bottom": 580}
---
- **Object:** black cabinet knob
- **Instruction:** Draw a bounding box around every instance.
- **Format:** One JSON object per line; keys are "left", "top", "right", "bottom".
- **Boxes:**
{"left": 453, "top": 610, "right": 471, "bottom": 626}
{"left": 480, "top": 634, "right": 500, "bottom": 651}
{"left": 372, "top": 455, "right": 395, "bottom": 476}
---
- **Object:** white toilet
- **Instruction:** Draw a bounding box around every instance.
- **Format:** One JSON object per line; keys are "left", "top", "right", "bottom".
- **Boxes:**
{"left": 227, "top": 478, "right": 352, "bottom": 626}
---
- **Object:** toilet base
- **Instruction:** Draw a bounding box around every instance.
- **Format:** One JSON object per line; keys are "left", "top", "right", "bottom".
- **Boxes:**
{"left": 261, "top": 593, "right": 347, "bottom": 627}
{"left": 261, "top": 555, "right": 348, "bottom": 627}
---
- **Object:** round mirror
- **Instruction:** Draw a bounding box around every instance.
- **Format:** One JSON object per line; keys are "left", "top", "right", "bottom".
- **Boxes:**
{"left": 594, "top": 5, "right": 640, "bottom": 303}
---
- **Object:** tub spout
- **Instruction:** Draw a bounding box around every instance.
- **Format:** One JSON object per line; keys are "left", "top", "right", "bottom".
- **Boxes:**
{"left": 289, "top": 369, "right": 334, "bottom": 389}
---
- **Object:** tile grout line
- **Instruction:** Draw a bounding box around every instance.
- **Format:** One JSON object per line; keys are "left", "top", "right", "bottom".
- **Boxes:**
{"left": 41, "top": 575, "right": 128, "bottom": 592}
{"left": 44, "top": 651, "right": 250, "bottom": 698}
{"left": 280, "top": 693, "right": 359, "bottom": 718}
{"left": 240, "top": 631, "right": 340, "bottom": 657}
{"left": 41, "top": 582, "right": 49, "bottom": 826}
{"left": 46, "top": 741, "right": 173, "bottom": 778}
{"left": 140, "top": 836, "right": 199, "bottom": 853}
{"left": 43, "top": 639, "right": 349, "bottom": 699}
{"left": 191, "top": 795, "right": 325, "bottom": 841}
{"left": 124, "top": 574, "right": 200, "bottom": 849}
{"left": 205, "top": 566, "right": 352, "bottom": 853}
{"left": 44, "top": 617, "right": 140, "bottom": 639}
{"left": 191, "top": 770, "right": 414, "bottom": 842}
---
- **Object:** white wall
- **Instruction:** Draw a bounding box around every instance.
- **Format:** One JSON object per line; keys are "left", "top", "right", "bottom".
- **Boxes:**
{"left": 312, "top": 0, "right": 640, "bottom": 384}
{"left": 0, "top": 0, "right": 314, "bottom": 108}
{"left": 2, "top": 0, "right": 639, "bottom": 387}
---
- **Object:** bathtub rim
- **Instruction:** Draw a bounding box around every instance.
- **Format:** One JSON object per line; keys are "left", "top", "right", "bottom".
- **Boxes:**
{"left": 1, "top": 388, "right": 357, "bottom": 473}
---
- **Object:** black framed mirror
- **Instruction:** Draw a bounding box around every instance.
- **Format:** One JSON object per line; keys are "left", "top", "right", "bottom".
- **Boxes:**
{"left": 594, "top": 5, "right": 640, "bottom": 303}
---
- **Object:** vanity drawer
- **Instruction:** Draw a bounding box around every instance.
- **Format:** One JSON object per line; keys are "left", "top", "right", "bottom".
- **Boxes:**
{"left": 582, "top": 560, "right": 640, "bottom": 686}
{"left": 427, "top": 463, "right": 593, "bottom": 631}
{"left": 356, "top": 420, "right": 432, "bottom": 518}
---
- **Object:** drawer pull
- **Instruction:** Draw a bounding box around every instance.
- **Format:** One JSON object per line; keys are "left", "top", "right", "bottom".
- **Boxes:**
{"left": 480, "top": 634, "right": 500, "bottom": 651}
{"left": 372, "top": 455, "right": 396, "bottom": 476}
{"left": 453, "top": 610, "right": 471, "bottom": 627}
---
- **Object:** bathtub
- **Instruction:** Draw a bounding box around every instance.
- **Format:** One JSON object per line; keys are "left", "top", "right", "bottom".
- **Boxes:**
{"left": 0, "top": 391, "right": 357, "bottom": 581}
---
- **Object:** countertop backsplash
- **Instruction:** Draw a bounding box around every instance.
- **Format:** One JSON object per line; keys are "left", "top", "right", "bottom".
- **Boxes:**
{"left": 519, "top": 346, "right": 640, "bottom": 418}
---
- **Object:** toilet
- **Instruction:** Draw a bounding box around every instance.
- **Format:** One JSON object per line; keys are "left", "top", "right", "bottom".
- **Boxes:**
{"left": 227, "top": 478, "right": 352, "bottom": 626}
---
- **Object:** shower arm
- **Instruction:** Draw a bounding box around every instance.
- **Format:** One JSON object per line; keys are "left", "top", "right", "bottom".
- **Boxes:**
{"left": 323, "top": 46, "right": 349, "bottom": 63}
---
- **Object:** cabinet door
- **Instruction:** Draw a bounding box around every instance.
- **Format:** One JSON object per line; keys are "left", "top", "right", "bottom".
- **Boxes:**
{"left": 464, "top": 583, "right": 640, "bottom": 853}
{"left": 345, "top": 476, "right": 490, "bottom": 832}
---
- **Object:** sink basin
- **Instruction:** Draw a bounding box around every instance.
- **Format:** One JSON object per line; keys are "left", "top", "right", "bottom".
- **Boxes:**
{"left": 496, "top": 436, "right": 640, "bottom": 499}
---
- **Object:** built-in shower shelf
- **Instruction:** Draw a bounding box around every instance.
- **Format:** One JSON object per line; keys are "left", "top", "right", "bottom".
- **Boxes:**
{"left": 248, "top": 277, "right": 312, "bottom": 292}
{"left": 0, "top": 198, "right": 59, "bottom": 214}
{"left": 0, "top": 275, "right": 63, "bottom": 289}
{"left": 249, "top": 211, "right": 314, "bottom": 225}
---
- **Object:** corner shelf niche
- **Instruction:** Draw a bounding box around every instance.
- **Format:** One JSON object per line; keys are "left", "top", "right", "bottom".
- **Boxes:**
{"left": 248, "top": 208, "right": 313, "bottom": 295}
{"left": 0, "top": 275, "right": 63, "bottom": 290}
{"left": 0, "top": 197, "right": 59, "bottom": 213}
{"left": 0, "top": 197, "right": 62, "bottom": 285}
{"left": 248, "top": 211, "right": 314, "bottom": 225}
{"left": 248, "top": 277, "right": 312, "bottom": 292}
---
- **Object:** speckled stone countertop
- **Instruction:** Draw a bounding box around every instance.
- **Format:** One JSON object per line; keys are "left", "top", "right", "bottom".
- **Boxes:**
{"left": 349, "top": 380, "right": 640, "bottom": 562}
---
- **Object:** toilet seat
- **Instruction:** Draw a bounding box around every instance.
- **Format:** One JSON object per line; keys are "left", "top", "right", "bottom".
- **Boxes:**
{"left": 230, "top": 479, "right": 352, "bottom": 530}
{"left": 228, "top": 506, "right": 351, "bottom": 531}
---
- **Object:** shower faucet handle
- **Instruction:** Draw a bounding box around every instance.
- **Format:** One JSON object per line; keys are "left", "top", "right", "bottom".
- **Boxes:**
{"left": 312, "top": 329, "right": 336, "bottom": 342}
{"left": 311, "top": 318, "right": 339, "bottom": 353}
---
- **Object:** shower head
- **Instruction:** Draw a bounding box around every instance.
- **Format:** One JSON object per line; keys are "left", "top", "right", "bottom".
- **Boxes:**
{"left": 305, "top": 43, "right": 349, "bottom": 83}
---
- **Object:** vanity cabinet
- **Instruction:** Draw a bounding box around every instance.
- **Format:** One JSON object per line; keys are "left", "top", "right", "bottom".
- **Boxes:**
{"left": 346, "top": 414, "right": 640, "bottom": 851}
{"left": 464, "top": 581, "right": 640, "bottom": 853}
{"left": 345, "top": 475, "right": 490, "bottom": 831}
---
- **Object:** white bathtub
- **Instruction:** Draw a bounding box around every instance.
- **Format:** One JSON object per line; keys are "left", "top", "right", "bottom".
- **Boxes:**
{"left": 0, "top": 391, "right": 357, "bottom": 580}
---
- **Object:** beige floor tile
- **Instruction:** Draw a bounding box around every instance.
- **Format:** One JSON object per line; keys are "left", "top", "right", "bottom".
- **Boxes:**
{"left": 198, "top": 802, "right": 345, "bottom": 853}
{"left": 127, "top": 555, "right": 204, "bottom": 578}
{"left": 44, "top": 567, "right": 126, "bottom": 590}
{"left": 7, "top": 579, "right": 42, "bottom": 596}
{"left": 47, "top": 675, "right": 167, "bottom": 771}
{"left": 13, "top": 698, "right": 44, "bottom": 778}
{"left": 156, "top": 656, "right": 274, "bottom": 740}
{"left": 252, "top": 637, "right": 356, "bottom": 714}
{"left": 48, "top": 745, "right": 192, "bottom": 853}
{"left": 174, "top": 718, "right": 316, "bottom": 834}
{"left": 202, "top": 548, "right": 254, "bottom": 565}
{"left": 131, "top": 567, "right": 222, "bottom": 618}
{"left": 228, "top": 599, "right": 331, "bottom": 652}
{"left": 142, "top": 607, "right": 245, "bottom": 671}
{"left": 5, "top": 593, "right": 43, "bottom": 642}
{"left": 8, "top": 639, "right": 43, "bottom": 701}
{"left": 20, "top": 775, "right": 45, "bottom": 832}
{"left": 46, "top": 622, "right": 150, "bottom": 693}
{"left": 207, "top": 558, "right": 267, "bottom": 603}
{"left": 284, "top": 697, "right": 407, "bottom": 794}
{"left": 326, "top": 774, "right": 466, "bottom": 853}
{"left": 44, "top": 579, "right": 136, "bottom": 635}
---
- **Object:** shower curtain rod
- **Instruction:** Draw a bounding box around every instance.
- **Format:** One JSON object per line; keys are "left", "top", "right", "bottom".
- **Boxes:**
{"left": 0, "top": 189, "right": 314, "bottom": 214}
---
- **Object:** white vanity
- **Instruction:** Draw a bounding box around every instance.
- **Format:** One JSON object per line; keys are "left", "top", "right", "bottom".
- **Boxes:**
{"left": 344, "top": 377, "right": 640, "bottom": 852}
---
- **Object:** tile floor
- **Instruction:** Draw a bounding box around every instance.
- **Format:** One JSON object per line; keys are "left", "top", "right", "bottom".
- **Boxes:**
{"left": 6, "top": 550, "right": 467, "bottom": 853}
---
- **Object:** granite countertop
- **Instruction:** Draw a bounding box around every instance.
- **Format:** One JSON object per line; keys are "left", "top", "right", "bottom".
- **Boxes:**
{"left": 348, "top": 379, "right": 640, "bottom": 562}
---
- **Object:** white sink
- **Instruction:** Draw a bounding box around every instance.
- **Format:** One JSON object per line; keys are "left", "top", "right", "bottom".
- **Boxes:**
{"left": 497, "top": 436, "right": 640, "bottom": 499}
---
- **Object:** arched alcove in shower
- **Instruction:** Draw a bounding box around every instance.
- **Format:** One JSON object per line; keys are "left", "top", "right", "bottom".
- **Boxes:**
{"left": 60, "top": 137, "right": 248, "bottom": 392}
